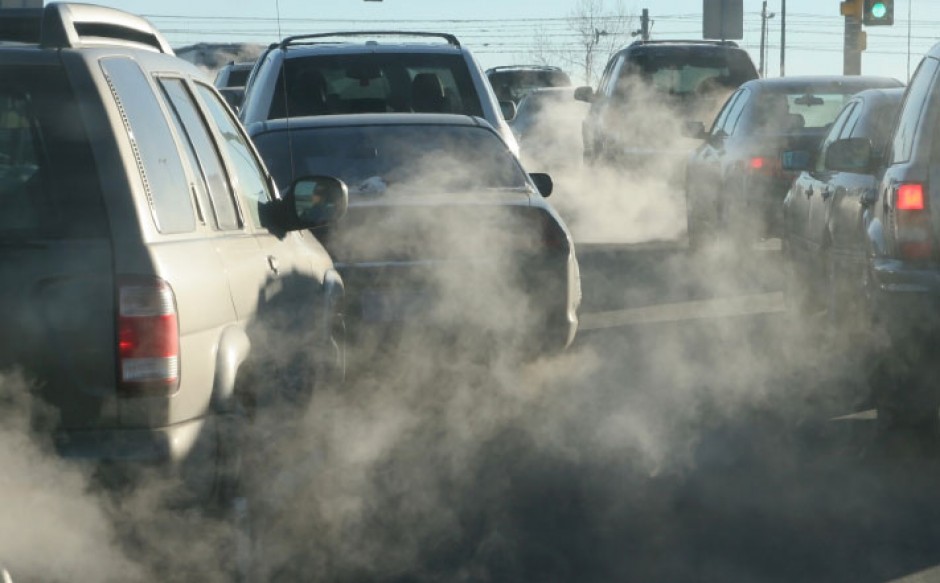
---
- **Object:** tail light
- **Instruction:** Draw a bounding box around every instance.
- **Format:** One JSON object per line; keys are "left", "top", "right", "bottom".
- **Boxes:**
{"left": 894, "top": 183, "right": 932, "bottom": 260}
{"left": 117, "top": 276, "right": 180, "bottom": 396}
{"left": 748, "top": 155, "right": 782, "bottom": 177}
{"left": 541, "top": 211, "right": 569, "bottom": 252}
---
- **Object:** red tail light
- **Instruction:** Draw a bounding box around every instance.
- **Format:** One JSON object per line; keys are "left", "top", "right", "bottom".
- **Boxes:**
{"left": 541, "top": 212, "right": 569, "bottom": 251}
{"left": 117, "top": 277, "right": 180, "bottom": 396}
{"left": 894, "top": 183, "right": 932, "bottom": 260}
{"left": 748, "top": 155, "right": 782, "bottom": 177}
{"left": 897, "top": 183, "right": 925, "bottom": 210}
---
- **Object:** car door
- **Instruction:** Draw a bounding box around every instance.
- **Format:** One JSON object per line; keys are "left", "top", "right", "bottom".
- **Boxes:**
{"left": 193, "top": 82, "right": 338, "bottom": 375}
{"left": 805, "top": 101, "right": 861, "bottom": 257}
{"left": 689, "top": 88, "right": 748, "bottom": 218}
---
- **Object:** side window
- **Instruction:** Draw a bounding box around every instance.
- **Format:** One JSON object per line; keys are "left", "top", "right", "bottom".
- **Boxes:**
{"left": 195, "top": 84, "right": 272, "bottom": 229}
{"left": 840, "top": 101, "right": 864, "bottom": 138}
{"left": 816, "top": 102, "right": 857, "bottom": 172}
{"left": 100, "top": 57, "right": 195, "bottom": 234}
{"left": 892, "top": 57, "right": 939, "bottom": 164}
{"left": 600, "top": 55, "right": 624, "bottom": 96}
{"left": 710, "top": 89, "right": 742, "bottom": 134}
{"left": 157, "top": 77, "right": 241, "bottom": 231}
{"left": 724, "top": 88, "right": 751, "bottom": 135}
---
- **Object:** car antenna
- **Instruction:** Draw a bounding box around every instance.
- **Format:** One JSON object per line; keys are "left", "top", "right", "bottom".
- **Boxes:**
{"left": 275, "top": 0, "right": 297, "bottom": 185}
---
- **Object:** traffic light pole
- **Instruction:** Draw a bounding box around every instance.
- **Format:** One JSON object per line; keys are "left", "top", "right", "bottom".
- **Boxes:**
{"left": 844, "top": 13, "right": 862, "bottom": 75}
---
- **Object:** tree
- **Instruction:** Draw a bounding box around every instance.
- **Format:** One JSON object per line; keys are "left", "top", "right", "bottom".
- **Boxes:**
{"left": 531, "top": 0, "right": 634, "bottom": 86}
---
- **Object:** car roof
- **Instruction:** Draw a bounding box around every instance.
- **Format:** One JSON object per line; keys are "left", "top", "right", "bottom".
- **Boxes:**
{"left": 741, "top": 75, "right": 903, "bottom": 93}
{"left": 850, "top": 86, "right": 906, "bottom": 103}
{"left": 283, "top": 42, "right": 464, "bottom": 57}
{"left": 487, "top": 65, "right": 565, "bottom": 73}
{"left": 250, "top": 113, "right": 490, "bottom": 133}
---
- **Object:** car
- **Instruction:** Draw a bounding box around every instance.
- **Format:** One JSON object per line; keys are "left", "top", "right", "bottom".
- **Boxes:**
{"left": 509, "top": 87, "right": 590, "bottom": 171}
{"left": 809, "top": 45, "right": 940, "bottom": 428}
{"left": 486, "top": 64, "right": 572, "bottom": 105}
{"left": 213, "top": 60, "right": 255, "bottom": 110}
{"left": 0, "top": 1, "right": 345, "bottom": 515}
{"left": 238, "top": 31, "right": 520, "bottom": 154}
{"left": 782, "top": 87, "right": 904, "bottom": 318}
{"left": 247, "top": 113, "right": 581, "bottom": 355}
{"left": 575, "top": 40, "right": 759, "bottom": 169}
{"left": 684, "top": 75, "right": 903, "bottom": 247}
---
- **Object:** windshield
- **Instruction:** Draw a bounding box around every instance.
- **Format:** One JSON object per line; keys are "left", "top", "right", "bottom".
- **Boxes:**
{"left": 619, "top": 49, "right": 754, "bottom": 96}
{"left": 269, "top": 53, "right": 484, "bottom": 119}
{"left": 752, "top": 90, "right": 869, "bottom": 132}
{"left": 488, "top": 69, "right": 572, "bottom": 103}
{"left": 254, "top": 124, "right": 528, "bottom": 195}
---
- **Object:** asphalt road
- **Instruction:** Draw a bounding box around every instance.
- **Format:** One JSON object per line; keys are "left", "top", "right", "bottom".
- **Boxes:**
{"left": 235, "top": 238, "right": 940, "bottom": 583}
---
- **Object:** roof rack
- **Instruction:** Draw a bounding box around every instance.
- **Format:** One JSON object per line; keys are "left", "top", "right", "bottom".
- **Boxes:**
{"left": 280, "top": 31, "right": 460, "bottom": 49}
{"left": 628, "top": 39, "right": 739, "bottom": 48}
{"left": 37, "top": 3, "right": 173, "bottom": 54}
{"left": 486, "top": 65, "right": 564, "bottom": 73}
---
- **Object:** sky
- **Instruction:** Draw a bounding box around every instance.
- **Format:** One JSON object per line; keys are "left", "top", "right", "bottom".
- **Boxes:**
{"left": 86, "top": 0, "right": 940, "bottom": 84}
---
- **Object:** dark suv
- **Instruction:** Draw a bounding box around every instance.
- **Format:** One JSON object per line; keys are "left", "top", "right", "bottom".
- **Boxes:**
{"left": 576, "top": 40, "right": 758, "bottom": 168}
{"left": 486, "top": 65, "right": 572, "bottom": 105}
{"left": 239, "top": 31, "right": 519, "bottom": 153}
{"left": 0, "top": 3, "right": 345, "bottom": 503}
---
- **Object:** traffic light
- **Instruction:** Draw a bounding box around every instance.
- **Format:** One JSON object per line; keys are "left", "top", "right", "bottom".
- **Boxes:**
{"left": 863, "top": 0, "right": 894, "bottom": 26}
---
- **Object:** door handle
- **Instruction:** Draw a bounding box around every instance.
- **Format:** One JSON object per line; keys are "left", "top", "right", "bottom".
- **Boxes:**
{"left": 267, "top": 255, "right": 279, "bottom": 275}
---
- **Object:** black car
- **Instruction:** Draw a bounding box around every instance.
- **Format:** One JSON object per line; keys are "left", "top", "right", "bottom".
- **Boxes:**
{"left": 486, "top": 65, "right": 572, "bottom": 106}
{"left": 685, "top": 75, "right": 903, "bottom": 247}
{"left": 814, "top": 45, "right": 940, "bottom": 427}
{"left": 782, "top": 87, "right": 904, "bottom": 318}
{"left": 248, "top": 114, "right": 581, "bottom": 355}
{"left": 575, "top": 40, "right": 758, "bottom": 168}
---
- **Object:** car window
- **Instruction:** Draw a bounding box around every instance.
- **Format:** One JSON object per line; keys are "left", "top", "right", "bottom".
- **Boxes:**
{"left": 254, "top": 124, "right": 527, "bottom": 195}
{"left": 158, "top": 77, "right": 241, "bottom": 231}
{"left": 621, "top": 49, "right": 744, "bottom": 96}
{"left": 709, "top": 89, "right": 742, "bottom": 134}
{"left": 892, "top": 57, "right": 939, "bottom": 164}
{"left": 488, "top": 70, "right": 571, "bottom": 103}
{"left": 861, "top": 99, "right": 903, "bottom": 157}
{"left": 100, "top": 57, "right": 195, "bottom": 234}
{"left": 0, "top": 66, "right": 105, "bottom": 239}
{"left": 724, "top": 88, "right": 750, "bottom": 135}
{"left": 839, "top": 101, "right": 864, "bottom": 139}
{"left": 196, "top": 84, "right": 272, "bottom": 229}
{"left": 816, "top": 102, "right": 857, "bottom": 172}
{"left": 599, "top": 55, "right": 623, "bottom": 96}
{"left": 270, "top": 53, "right": 484, "bottom": 118}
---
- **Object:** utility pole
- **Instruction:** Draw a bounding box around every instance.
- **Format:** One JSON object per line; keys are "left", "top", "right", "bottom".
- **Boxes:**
{"left": 779, "top": 0, "right": 786, "bottom": 76}
{"left": 839, "top": 0, "right": 864, "bottom": 75}
{"left": 640, "top": 8, "right": 651, "bottom": 41}
{"left": 759, "top": 1, "right": 776, "bottom": 77}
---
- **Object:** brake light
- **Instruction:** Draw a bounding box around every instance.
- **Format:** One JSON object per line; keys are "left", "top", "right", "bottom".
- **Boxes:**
{"left": 117, "top": 277, "right": 180, "bottom": 396}
{"left": 897, "top": 183, "right": 925, "bottom": 210}
{"left": 541, "top": 212, "right": 569, "bottom": 251}
{"left": 748, "top": 155, "right": 783, "bottom": 177}
{"left": 894, "top": 183, "right": 932, "bottom": 260}
{"left": 749, "top": 156, "right": 766, "bottom": 170}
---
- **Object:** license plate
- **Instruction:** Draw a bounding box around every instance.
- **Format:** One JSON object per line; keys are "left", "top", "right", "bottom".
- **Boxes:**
{"left": 360, "top": 289, "right": 431, "bottom": 322}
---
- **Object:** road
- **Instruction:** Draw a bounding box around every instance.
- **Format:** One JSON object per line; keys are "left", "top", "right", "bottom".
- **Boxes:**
{"left": 235, "top": 238, "right": 940, "bottom": 582}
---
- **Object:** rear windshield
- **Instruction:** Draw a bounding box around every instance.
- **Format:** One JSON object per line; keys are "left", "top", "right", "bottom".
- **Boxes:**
{"left": 752, "top": 90, "right": 875, "bottom": 132}
{"left": 269, "top": 52, "right": 484, "bottom": 119}
{"left": 620, "top": 48, "right": 756, "bottom": 95}
{"left": 488, "top": 69, "right": 572, "bottom": 103}
{"left": 254, "top": 124, "right": 527, "bottom": 194}
{"left": 225, "top": 67, "right": 251, "bottom": 87}
{"left": 0, "top": 65, "right": 105, "bottom": 239}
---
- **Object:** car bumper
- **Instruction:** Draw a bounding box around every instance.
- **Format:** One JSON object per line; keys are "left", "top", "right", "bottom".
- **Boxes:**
{"left": 54, "top": 416, "right": 210, "bottom": 463}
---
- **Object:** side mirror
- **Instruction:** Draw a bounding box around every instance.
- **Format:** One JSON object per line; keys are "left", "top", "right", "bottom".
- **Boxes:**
{"left": 574, "top": 86, "right": 595, "bottom": 103}
{"left": 825, "top": 137, "right": 873, "bottom": 173}
{"left": 781, "top": 149, "right": 812, "bottom": 172}
{"left": 682, "top": 120, "right": 708, "bottom": 140}
{"left": 499, "top": 100, "right": 517, "bottom": 121}
{"left": 286, "top": 175, "right": 348, "bottom": 230}
{"left": 529, "top": 172, "right": 553, "bottom": 197}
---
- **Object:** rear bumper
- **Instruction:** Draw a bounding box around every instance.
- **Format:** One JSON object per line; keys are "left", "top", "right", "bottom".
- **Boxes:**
{"left": 54, "top": 415, "right": 211, "bottom": 464}
{"left": 868, "top": 258, "right": 940, "bottom": 333}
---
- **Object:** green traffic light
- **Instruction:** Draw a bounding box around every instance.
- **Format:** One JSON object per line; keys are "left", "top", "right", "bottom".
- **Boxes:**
{"left": 871, "top": 1, "right": 887, "bottom": 18}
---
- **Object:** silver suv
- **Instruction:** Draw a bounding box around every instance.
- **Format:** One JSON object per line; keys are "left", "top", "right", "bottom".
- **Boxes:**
{"left": 0, "top": 3, "right": 346, "bottom": 500}
{"left": 238, "top": 31, "right": 520, "bottom": 154}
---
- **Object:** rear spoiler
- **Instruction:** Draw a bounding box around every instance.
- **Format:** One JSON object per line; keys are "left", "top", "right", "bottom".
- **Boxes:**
{"left": 0, "top": 3, "right": 173, "bottom": 55}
